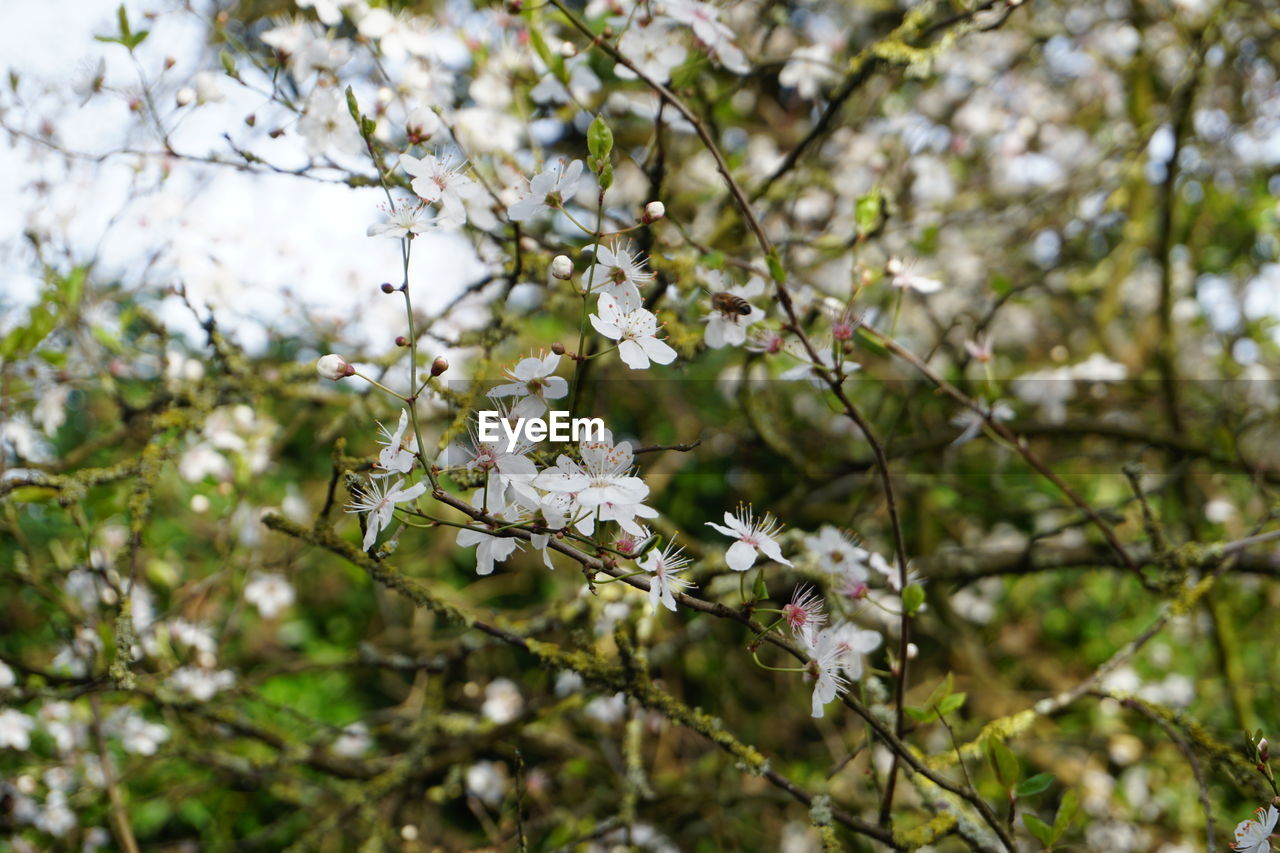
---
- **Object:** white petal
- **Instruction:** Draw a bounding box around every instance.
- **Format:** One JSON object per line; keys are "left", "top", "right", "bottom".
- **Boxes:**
{"left": 725, "top": 540, "right": 758, "bottom": 571}
{"left": 617, "top": 339, "right": 650, "bottom": 369}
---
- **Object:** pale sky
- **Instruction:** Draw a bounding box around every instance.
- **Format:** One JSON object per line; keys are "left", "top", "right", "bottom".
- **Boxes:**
{"left": 0, "top": 0, "right": 482, "bottom": 356}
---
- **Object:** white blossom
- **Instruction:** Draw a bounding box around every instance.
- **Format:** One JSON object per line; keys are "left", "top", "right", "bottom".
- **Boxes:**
{"left": 373, "top": 409, "right": 418, "bottom": 478}
{"left": 244, "top": 572, "right": 296, "bottom": 619}
{"left": 0, "top": 709, "right": 35, "bottom": 750}
{"left": 638, "top": 540, "right": 695, "bottom": 612}
{"left": 508, "top": 159, "right": 584, "bottom": 222}
{"left": 616, "top": 23, "right": 688, "bottom": 82}
{"left": 804, "top": 627, "right": 849, "bottom": 718}
{"left": 587, "top": 241, "right": 654, "bottom": 311}
{"left": 589, "top": 294, "right": 677, "bottom": 370}
{"left": 456, "top": 488, "right": 526, "bottom": 576}
{"left": 706, "top": 504, "right": 793, "bottom": 571}
{"left": 481, "top": 678, "right": 524, "bottom": 724}
{"left": 367, "top": 201, "right": 437, "bottom": 238}
{"left": 400, "top": 152, "right": 480, "bottom": 225}
{"left": 488, "top": 352, "right": 569, "bottom": 413}
{"left": 345, "top": 476, "right": 428, "bottom": 551}
{"left": 1233, "top": 805, "right": 1278, "bottom": 853}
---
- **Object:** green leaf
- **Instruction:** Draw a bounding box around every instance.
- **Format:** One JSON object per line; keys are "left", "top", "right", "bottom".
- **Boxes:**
{"left": 937, "top": 692, "right": 966, "bottom": 716}
{"left": 526, "top": 26, "right": 566, "bottom": 83}
{"left": 597, "top": 161, "right": 613, "bottom": 191}
{"left": 220, "top": 49, "right": 237, "bottom": 78}
{"left": 766, "top": 249, "right": 786, "bottom": 284}
{"left": 0, "top": 303, "right": 58, "bottom": 360}
{"left": 1022, "top": 814, "right": 1055, "bottom": 847}
{"left": 904, "top": 705, "right": 931, "bottom": 722}
{"left": 1052, "top": 789, "right": 1078, "bottom": 835}
{"left": 117, "top": 3, "right": 131, "bottom": 39}
{"left": 924, "top": 672, "right": 954, "bottom": 709}
{"left": 855, "top": 327, "right": 888, "bottom": 357}
{"left": 587, "top": 115, "right": 613, "bottom": 161}
{"left": 56, "top": 265, "right": 87, "bottom": 308}
{"left": 985, "top": 738, "right": 1019, "bottom": 787}
{"left": 752, "top": 569, "right": 768, "bottom": 601}
{"left": 1015, "top": 772, "right": 1054, "bottom": 798}
{"left": 901, "top": 583, "right": 925, "bottom": 617}
{"left": 700, "top": 251, "right": 726, "bottom": 270}
{"left": 345, "top": 86, "right": 362, "bottom": 127}
{"left": 855, "top": 189, "right": 882, "bottom": 236}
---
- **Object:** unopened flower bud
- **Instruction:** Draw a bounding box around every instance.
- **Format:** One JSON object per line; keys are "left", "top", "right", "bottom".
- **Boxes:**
{"left": 550, "top": 255, "right": 574, "bottom": 280}
{"left": 642, "top": 201, "right": 665, "bottom": 223}
{"left": 431, "top": 356, "right": 449, "bottom": 377}
{"left": 885, "top": 257, "right": 903, "bottom": 276}
{"left": 551, "top": 342, "right": 566, "bottom": 355}
{"left": 1262, "top": 737, "right": 1270, "bottom": 762}
{"left": 175, "top": 87, "right": 195, "bottom": 107}
{"left": 381, "top": 282, "right": 396, "bottom": 294}
{"left": 316, "top": 354, "right": 354, "bottom": 381}
{"left": 395, "top": 336, "right": 408, "bottom": 347}
{"left": 559, "top": 40, "right": 576, "bottom": 58}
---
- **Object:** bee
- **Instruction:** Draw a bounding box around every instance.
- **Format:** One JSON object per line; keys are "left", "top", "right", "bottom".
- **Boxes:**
{"left": 710, "top": 291, "right": 753, "bottom": 318}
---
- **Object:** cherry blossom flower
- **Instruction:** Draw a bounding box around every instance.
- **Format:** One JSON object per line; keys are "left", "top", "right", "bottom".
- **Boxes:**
{"left": 587, "top": 241, "right": 654, "bottom": 311}
{"left": 1233, "top": 805, "right": 1278, "bottom": 853}
{"left": 296, "top": 0, "right": 351, "bottom": 27}
{"left": 616, "top": 22, "right": 688, "bottom": 82}
{"left": 465, "top": 761, "right": 507, "bottom": 805}
{"left": 782, "top": 585, "right": 827, "bottom": 644}
{"left": 534, "top": 428, "right": 649, "bottom": 514}
{"left": 964, "top": 334, "right": 994, "bottom": 363}
{"left": 508, "top": 159, "right": 585, "bottom": 221}
{"left": 747, "top": 328, "right": 786, "bottom": 354}
{"left": 804, "top": 626, "right": 849, "bottom": 718}
{"left": 639, "top": 540, "right": 695, "bottom": 612}
{"left": 332, "top": 722, "right": 372, "bottom": 758}
{"left": 168, "top": 666, "right": 236, "bottom": 701}
{"left": 828, "top": 622, "right": 883, "bottom": 680}
{"left": 589, "top": 294, "right": 677, "bottom": 370}
{"left": 778, "top": 43, "right": 837, "bottom": 100}
{"left": 0, "top": 709, "right": 35, "bottom": 750}
{"left": 373, "top": 409, "right": 419, "bottom": 478}
{"left": 803, "top": 526, "right": 870, "bottom": 583}
{"left": 297, "top": 87, "right": 360, "bottom": 158}
{"left": 367, "top": 200, "right": 437, "bottom": 239}
{"left": 400, "top": 152, "right": 480, "bottom": 225}
{"left": 456, "top": 489, "right": 526, "bottom": 576}
{"left": 244, "top": 572, "right": 296, "bottom": 619}
{"left": 444, "top": 409, "right": 541, "bottom": 505}
{"left": 706, "top": 504, "right": 793, "bottom": 571}
{"left": 488, "top": 352, "right": 569, "bottom": 413}
{"left": 345, "top": 476, "right": 428, "bottom": 551}
{"left": 105, "top": 709, "right": 170, "bottom": 756}
{"left": 481, "top": 678, "right": 524, "bottom": 724}
{"left": 663, "top": 0, "right": 749, "bottom": 73}
{"left": 703, "top": 273, "right": 766, "bottom": 348}
{"left": 886, "top": 257, "right": 943, "bottom": 294}
{"left": 531, "top": 56, "right": 602, "bottom": 105}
